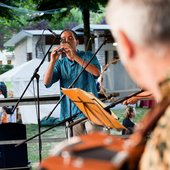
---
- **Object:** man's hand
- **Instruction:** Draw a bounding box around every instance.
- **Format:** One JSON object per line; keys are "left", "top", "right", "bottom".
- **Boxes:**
{"left": 60, "top": 43, "right": 76, "bottom": 61}
{"left": 50, "top": 46, "right": 64, "bottom": 63}
{"left": 123, "top": 96, "right": 142, "bottom": 105}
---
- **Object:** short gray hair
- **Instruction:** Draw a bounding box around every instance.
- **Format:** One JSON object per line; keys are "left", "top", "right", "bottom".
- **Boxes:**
{"left": 106, "top": 0, "right": 170, "bottom": 48}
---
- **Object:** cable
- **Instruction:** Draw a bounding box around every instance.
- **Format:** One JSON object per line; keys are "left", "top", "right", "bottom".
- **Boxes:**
{"left": 0, "top": 2, "right": 67, "bottom": 15}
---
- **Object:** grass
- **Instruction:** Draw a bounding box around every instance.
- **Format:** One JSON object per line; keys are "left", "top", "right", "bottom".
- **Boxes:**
{"left": 25, "top": 107, "right": 150, "bottom": 169}
{"left": 26, "top": 125, "right": 66, "bottom": 168}
{"left": 111, "top": 107, "right": 149, "bottom": 123}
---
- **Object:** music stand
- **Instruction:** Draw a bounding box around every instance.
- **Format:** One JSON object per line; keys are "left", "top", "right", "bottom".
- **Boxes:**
{"left": 62, "top": 88, "right": 125, "bottom": 130}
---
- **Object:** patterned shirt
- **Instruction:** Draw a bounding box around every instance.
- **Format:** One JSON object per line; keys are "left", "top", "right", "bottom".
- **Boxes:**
{"left": 46, "top": 50, "right": 101, "bottom": 121}
{"left": 140, "top": 78, "right": 170, "bottom": 170}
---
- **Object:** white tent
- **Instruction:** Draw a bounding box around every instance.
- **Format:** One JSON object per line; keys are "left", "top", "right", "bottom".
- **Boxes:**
{"left": 0, "top": 59, "right": 60, "bottom": 124}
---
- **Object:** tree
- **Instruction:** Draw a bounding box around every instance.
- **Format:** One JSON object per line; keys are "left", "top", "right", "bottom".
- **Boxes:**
{"left": 33, "top": 0, "right": 108, "bottom": 50}
{"left": 0, "top": 0, "right": 107, "bottom": 51}
{"left": 49, "top": 8, "right": 83, "bottom": 30}
{"left": 0, "top": 0, "right": 41, "bottom": 50}
{"left": 0, "top": 1, "right": 81, "bottom": 50}
{"left": 0, "top": 64, "right": 13, "bottom": 75}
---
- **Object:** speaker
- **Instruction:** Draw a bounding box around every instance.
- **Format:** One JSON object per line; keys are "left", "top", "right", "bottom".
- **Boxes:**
{"left": 0, "top": 123, "right": 29, "bottom": 168}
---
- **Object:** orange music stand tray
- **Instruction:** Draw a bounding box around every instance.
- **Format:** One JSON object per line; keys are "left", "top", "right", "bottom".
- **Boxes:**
{"left": 62, "top": 88, "right": 125, "bottom": 131}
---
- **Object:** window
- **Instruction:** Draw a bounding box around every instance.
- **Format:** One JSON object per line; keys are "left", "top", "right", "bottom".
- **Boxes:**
{"left": 27, "top": 53, "right": 32, "bottom": 61}
{"left": 7, "top": 60, "right": 11, "bottom": 65}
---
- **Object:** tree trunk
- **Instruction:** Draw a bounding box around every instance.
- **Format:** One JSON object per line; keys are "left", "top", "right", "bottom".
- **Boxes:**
{"left": 82, "top": 9, "right": 92, "bottom": 51}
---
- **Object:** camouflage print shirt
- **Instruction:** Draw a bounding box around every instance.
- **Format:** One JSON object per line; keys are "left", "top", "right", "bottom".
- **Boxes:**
{"left": 140, "top": 79, "right": 170, "bottom": 170}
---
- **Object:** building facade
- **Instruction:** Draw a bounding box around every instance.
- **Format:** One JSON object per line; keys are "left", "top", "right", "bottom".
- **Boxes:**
{"left": 4, "top": 24, "right": 139, "bottom": 97}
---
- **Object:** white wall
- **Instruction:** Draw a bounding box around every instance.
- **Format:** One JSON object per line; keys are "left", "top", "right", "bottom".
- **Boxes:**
{"left": 92, "top": 32, "right": 139, "bottom": 96}
{"left": 14, "top": 39, "right": 27, "bottom": 66}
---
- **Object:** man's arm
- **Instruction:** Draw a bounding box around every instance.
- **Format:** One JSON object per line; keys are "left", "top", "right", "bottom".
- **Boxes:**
{"left": 43, "top": 61, "right": 56, "bottom": 86}
{"left": 74, "top": 54, "right": 100, "bottom": 77}
{"left": 123, "top": 91, "right": 154, "bottom": 105}
{"left": 43, "top": 46, "right": 62, "bottom": 86}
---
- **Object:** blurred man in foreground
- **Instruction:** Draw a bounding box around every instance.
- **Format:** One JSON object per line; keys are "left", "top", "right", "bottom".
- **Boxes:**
{"left": 106, "top": 0, "right": 170, "bottom": 169}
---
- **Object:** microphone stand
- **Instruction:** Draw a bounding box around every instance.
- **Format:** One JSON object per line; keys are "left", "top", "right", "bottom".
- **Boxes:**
{"left": 13, "top": 35, "right": 58, "bottom": 162}
{"left": 104, "top": 89, "right": 144, "bottom": 112}
{"left": 16, "top": 38, "right": 107, "bottom": 147}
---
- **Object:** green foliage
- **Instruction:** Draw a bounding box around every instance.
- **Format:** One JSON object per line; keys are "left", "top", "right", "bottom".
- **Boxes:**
{"left": 0, "top": 0, "right": 39, "bottom": 50}
{"left": 90, "top": 6, "right": 106, "bottom": 24}
{"left": 0, "top": 64, "right": 13, "bottom": 74}
{"left": 33, "top": 0, "right": 108, "bottom": 25}
{"left": 33, "top": 0, "right": 108, "bottom": 50}
{"left": 49, "top": 8, "right": 83, "bottom": 30}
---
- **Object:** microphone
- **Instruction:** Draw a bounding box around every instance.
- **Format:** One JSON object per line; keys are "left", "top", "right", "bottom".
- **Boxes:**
{"left": 47, "top": 28, "right": 67, "bottom": 53}
{"left": 47, "top": 28, "right": 58, "bottom": 38}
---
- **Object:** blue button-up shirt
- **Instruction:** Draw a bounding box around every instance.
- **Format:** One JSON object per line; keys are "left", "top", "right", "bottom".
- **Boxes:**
{"left": 46, "top": 50, "right": 101, "bottom": 121}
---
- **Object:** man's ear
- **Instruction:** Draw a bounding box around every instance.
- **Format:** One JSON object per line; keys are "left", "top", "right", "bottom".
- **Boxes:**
{"left": 118, "top": 30, "right": 134, "bottom": 59}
